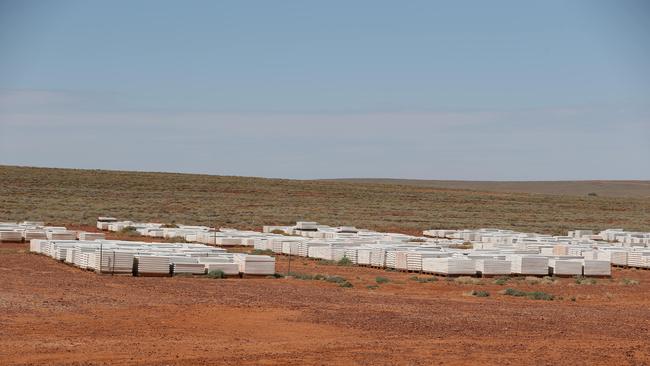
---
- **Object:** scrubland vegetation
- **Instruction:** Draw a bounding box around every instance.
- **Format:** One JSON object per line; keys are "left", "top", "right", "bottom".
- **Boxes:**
{"left": 1, "top": 165, "right": 649, "bottom": 235}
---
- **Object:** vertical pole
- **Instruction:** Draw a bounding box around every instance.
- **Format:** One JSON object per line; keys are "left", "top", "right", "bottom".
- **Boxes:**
{"left": 99, "top": 241, "right": 103, "bottom": 274}
{"left": 287, "top": 251, "right": 292, "bottom": 277}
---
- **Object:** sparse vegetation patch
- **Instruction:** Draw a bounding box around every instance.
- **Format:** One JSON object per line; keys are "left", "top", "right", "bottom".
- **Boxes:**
{"left": 375, "top": 276, "right": 390, "bottom": 284}
{"left": 502, "top": 288, "right": 554, "bottom": 301}
{"left": 470, "top": 290, "right": 490, "bottom": 297}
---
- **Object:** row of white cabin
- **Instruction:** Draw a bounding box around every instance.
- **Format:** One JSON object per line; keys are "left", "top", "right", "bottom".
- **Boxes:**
{"left": 0, "top": 221, "right": 105, "bottom": 242}
{"left": 29, "top": 238, "right": 275, "bottom": 276}
{"left": 255, "top": 226, "right": 611, "bottom": 277}
{"left": 423, "top": 228, "right": 650, "bottom": 247}
{"left": 11, "top": 217, "right": 650, "bottom": 277}
{"left": 98, "top": 219, "right": 650, "bottom": 277}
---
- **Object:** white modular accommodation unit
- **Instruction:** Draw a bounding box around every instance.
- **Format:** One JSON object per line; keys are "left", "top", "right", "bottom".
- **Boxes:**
{"left": 233, "top": 254, "right": 275, "bottom": 275}
{"left": 583, "top": 260, "right": 611, "bottom": 276}
{"left": 78, "top": 232, "right": 105, "bottom": 240}
{"left": 509, "top": 255, "right": 549, "bottom": 275}
{"left": 596, "top": 249, "right": 628, "bottom": 266}
{"left": 135, "top": 255, "right": 171, "bottom": 275}
{"left": 548, "top": 258, "right": 583, "bottom": 276}
{"left": 0, "top": 230, "right": 23, "bottom": 242}
{"left": 422, "top": 258, "right": 475, "bottom": 275}
{"left": 475, "top": 259, "right": 512, "bottom": 276}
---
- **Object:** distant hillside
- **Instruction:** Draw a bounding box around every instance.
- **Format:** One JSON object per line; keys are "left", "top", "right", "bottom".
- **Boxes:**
{"left": 327, "top": 179, "right": 650, "bottom": 198}
{"left": 1, "top": 165, "right": 649, "bottom": 235}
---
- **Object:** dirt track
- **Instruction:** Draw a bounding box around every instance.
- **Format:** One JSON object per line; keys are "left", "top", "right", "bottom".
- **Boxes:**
{"left": 2, "top": 241, "right": 650, "bottom": 365}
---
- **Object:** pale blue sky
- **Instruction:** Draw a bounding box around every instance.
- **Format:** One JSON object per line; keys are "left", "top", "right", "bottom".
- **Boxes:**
{"left": 1, "top": 0, "right": 648, "bottom": 179}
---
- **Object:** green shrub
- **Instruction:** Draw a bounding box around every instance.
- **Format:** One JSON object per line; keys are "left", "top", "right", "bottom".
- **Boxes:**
{"left": 411, "top": 275, "right": 437, "bottom": 283}
{"left": 454, "top": 276, "right": 481, "bottom": 285}
{"left": 289, "top": 272, "right": 314, "bottom": 280}
{"left": 325, "top": 275, "right": 348, "bottom": 284}
{"left": 287, "top": 273, "right": 354, "bottom": 288}
{"left": 527, "top": 291, "right": 555, "bottom": 301}
{"left": 119, "top": 226, "right": 139, "bottom": 236}
{"left": 493, "top": 276, "right": 510, "bottom": 285}
{"left": 375, "top": 276, "right": 390, "bottom": 284}
{"left": 502, "top": 288, "right": 554, "bottom": 301}
{"left": 575, "top": 276, "right": 597, "bottom": 285}
{"left": 503, "top": 288, "right": 527, "bottom": 297}
{"left": 541, "top": 276, "right": 557, "bottom": 285}
{"left": 337, "top": 256, "right": 353, "bottom": 266}
{"left": 471, "top": 290, "right": 490, "bottom": 297}
{"left": 524, "top": 276, "right": 540, "bottom": 285}
{"left": 251, "top": 249, "right": 274, "bottom": 255}
{"left": 622, "top": 278, "right": 639, "bottom": 285}
{"left": 206, "top": 270, "right": 226, "bottom": 279}
{"left": 338, "top": 280, "right": 353, "bottom": 288}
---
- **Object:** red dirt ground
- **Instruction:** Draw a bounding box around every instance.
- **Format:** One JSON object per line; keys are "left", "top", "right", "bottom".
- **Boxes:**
{"left": 2, "top": 230, "right": 650, "bottom": 365}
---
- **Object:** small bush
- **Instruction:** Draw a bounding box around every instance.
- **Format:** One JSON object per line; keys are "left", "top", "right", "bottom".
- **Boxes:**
{"left": 575, "top": 276, "right": 597, "bottom": 285}
{"left": 338, "top": 280, "right": 353, "bottom": 288}
{"left": 503, "top": 288, "right": 527, "bottom": 297}
{"left": 527, "top": 291, "right": 555, "bottom": 301}
{"left": 375, "top": 276, "right": 390, "bottom": 284}
{"left": 251, "top": 249, "right": 274, "bottom": 255}
{"left": 337, "top": 256, "right": 353, "bottom": 266}
{"left": 206, "top": 270, "right": 226, "bottom": 279}
{"left": 449, "top": 242, "right": 473, "bottom": 249}
{"left": 524, "top": 276, "right": 540, "bottom": 285}
{"left": 318, "top": 259, "right": 336, "bottom": 266}
{"left": 541, "top": 276, "right": 557, "bottom": 285}
{"left": 366, "top": 285, "right": 379, "bottom": 290}
{"left": 270, "top": 229, "right": 286, "bottom": 235}
{"left": 471, "top": 290, "right": 490, "bottom": 297}
{"left": 411, "top": 275, "right": 437, "bottom": 283}
{"left": 493, "top": 276, "right": 510, "bottom": 285}
{"left": 289, "top": 272, "right": 314, "bottom": 280}
{"left": 502, "top": 288, "right": 554, "bottom": 301}
{"left": 119, "top": 226, "right": 139, "bottom": 236}
{"left": 326, "top": 275, "right": 348, "bottom": 284}
{"left": 454, "top": 276, "right": 481, "bottom": 285}
{"left": 271, "top": 272, "right": 284, "bottom": 278}
{"left": 622, "top": 278, "right": 639, "bottom": 285}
